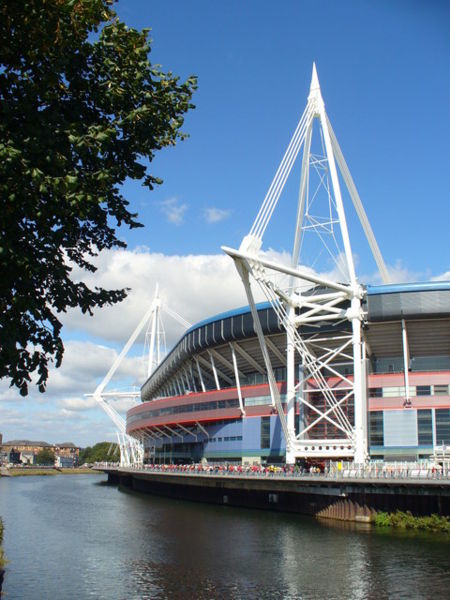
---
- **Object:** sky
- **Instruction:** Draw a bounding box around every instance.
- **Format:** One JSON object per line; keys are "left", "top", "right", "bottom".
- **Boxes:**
{"left": 1, "top": 0, "right": 449, "bottom": 447}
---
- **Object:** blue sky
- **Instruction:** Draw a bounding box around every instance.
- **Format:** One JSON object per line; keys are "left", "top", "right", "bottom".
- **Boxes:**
{"left": 1, "top": 0, "right": 449, "bottom": 447}
{"left": 116, "top": 0, "right": 449, "bottom": 275}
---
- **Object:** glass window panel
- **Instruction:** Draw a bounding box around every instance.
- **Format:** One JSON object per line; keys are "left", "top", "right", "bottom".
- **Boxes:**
{"left": 416, "top": 385, "right": 431, "bottom": 397}
{"left": 369, "top": 411, "right": 383, "bottom": 446}
{"left": 417, "top": 409, "right": 433, "bottom": 446}
{"left": 260, "top": 416, "right": 271, "bottom": 449}
{"left": 436, "top": 409, "right": 450, "bottom": 446}
{"left": 434, "top": 385, "right": 449, "bottom": 395}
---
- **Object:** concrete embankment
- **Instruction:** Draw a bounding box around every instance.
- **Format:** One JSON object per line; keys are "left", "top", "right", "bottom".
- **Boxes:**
{"left": 104, "top": 468, "right": 450, "bottom": 522}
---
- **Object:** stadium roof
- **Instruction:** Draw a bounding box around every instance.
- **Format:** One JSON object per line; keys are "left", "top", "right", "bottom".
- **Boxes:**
{"left": 141, "top": 281, "right": 450, "bottom": 402}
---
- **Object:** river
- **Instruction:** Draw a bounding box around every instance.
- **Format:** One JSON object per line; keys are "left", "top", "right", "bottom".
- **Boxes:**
{"left": 0, "top": 473, "right": 448, "bottom": 599}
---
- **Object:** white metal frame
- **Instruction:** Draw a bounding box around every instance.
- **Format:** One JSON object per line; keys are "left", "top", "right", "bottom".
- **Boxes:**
{"left": 88, "top": 286, "right": 192, "bottom": 467}
{"left": 223, "top": 65, "right": 390, "bottom": 464}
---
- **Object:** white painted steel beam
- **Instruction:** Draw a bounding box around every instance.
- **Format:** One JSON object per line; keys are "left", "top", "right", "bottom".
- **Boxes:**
{"left": 196, "top": 354, "right": 233, "bottom": 387}
{"left": 208, "top": 352, "right": 221, "bottom": 390}
{"left": 177, "top": 424, "right": 198, "bottom": 440}
{"left": 164, "top": 425, "right": 183, "bottom": 440}
{"left": 223, "top": 246, "right": 355, "bottom": 296}
{"left": 195, "top": 358, "right": 206, "bottom": 393}
{"left": 402, "top": 319, "right": 412, "bottom": 408}
{"left": 195, "top": 422, "right": 210, "bottom": 439}
{"left": 209, "top": 347, "right": 245, "bottom": 380}
{"left": 265, "top": 337, "right": 287, "bottom": 366}
{"left": 230, "top": 343, "right": 246, "bottom": 415}
{"left": 232, "top": 342, "right": 266, "bottom": 375}
{"left": 223, "top": 64, "right": 374, "bottom": 463}
{"left": 326, "top": 115, "right": 391, "bottom": 284}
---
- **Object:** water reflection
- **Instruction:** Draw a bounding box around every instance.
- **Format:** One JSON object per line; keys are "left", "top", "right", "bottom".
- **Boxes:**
{"left": 0, "top": 475, "right": 448, "bottom": 600}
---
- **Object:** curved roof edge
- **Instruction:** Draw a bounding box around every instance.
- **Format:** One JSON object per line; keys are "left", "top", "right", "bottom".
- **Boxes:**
{"left": 189, "top": 282, "right": 450, "bottom": 331}
{"left": 185, "top": 301, "right": 271, "bottom": 335}
{"left": 141, "top": 281, "right": 450, "bottom": 399}
{"left": 367, "top": 281, "right": 450, "bottom": 295}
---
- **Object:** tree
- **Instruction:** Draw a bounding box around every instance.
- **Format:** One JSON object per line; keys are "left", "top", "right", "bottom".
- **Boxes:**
{"left": 79, "top": 441, "right": 119, "bottom": 464}
{"left": 0, "top": 0, "right": 196, "bottom": 395}
{"left": 35, "top": 447, "right": 55, "bottom": 465}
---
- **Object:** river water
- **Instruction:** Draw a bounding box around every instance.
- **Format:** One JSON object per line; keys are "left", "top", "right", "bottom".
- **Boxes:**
{"left": 0, "top": 474, "right": 448, "bottom": 600}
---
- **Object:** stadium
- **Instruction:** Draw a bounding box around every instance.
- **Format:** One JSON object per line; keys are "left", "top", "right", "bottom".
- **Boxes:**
{"left": 121, "top": 66, "right": 450, "bottom": 467}
{"left": 126, "top": 283, "right": 450, "bottom": 465}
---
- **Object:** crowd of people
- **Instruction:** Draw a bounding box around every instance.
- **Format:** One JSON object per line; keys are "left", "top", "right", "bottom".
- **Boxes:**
{"left": 98, "top": 460, "right": 448, "bottom": 479}
{"left": 139, "top": 462, "right": 322, "bottom": 476}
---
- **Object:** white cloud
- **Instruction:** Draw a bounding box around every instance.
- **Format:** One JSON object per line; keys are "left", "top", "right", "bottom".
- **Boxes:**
{"left": 204, "top": 207, "right": 231, "bottom": 223}
{"left": 0, "top": 337, "right": 144, "bottom": 446}
{"left": 58, "top": 396, "right": 99, "bottom": 411}
{"left": 159, "top": 197, "right": 188, "bottom": 225}
{"left": 385, "top": 261, "right": 422, "bottom": 284}
{"left": 432, "top": 271, "right": 450, "bottom": 282}
{"left": 62, "top": 248, "right": 256, "bottom": 346}
{"left": 4, "top": 244, "right": 445, "bottom": 448}
{"left": 60, "top": 246, "right": 353, "bottom": 348}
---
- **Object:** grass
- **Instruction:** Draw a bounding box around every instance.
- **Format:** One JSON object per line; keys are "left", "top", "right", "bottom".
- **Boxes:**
{"left": 374, "top": 510, "right": 450, "bottom": 533}
{"left": 4, "top": 467, "right": 101, "bottom": 477}
{"left": 0, "top": 517, "right": 5, "bottom": 569}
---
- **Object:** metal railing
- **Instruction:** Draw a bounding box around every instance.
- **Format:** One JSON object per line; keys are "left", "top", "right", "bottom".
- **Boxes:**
{"left": 96, "top": 461, "right": 450, "bottom": 481}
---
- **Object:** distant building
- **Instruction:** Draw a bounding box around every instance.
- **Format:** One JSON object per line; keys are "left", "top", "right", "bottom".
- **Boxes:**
{"left": 7, "top": 449, "right": 21, "bottom": 465}
{"left": 0, "top": 440, "right": 80, "bottom": 466}
{"left": 20, "top": 452, "right": 35, "bottom": 465}
{"left": 54, "top": 443, "right": 80, "bottom": 464}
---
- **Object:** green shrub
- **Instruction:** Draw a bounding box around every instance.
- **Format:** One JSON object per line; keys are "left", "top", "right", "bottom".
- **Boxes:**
{"left": 374, "top": 510, "right": 450, "bottom": 533}
{"left": 0, "top": 518, "right": 5, "bottom": 568}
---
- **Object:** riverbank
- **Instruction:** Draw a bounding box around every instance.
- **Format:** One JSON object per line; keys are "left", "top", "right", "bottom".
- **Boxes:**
{"left": 374, "top": 511, "right": 450, "bottom": 533}
{"left": 104, "top": 466, "right": 450, "bottom": 523}
{"left": 0, "top": 517, "right": 6, "bottom": 579}
{"left": 1, "top": 468, "right": 101, "bottom": 477}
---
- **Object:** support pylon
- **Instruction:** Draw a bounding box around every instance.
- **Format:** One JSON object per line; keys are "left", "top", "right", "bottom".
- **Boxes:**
{"left": 223, "top": 64, "right": 389, "bottom": 464}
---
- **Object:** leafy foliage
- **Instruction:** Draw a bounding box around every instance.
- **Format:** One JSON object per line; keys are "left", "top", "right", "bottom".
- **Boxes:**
{"left": 375, "top": 510, "right": 450, "bottom": 533}
{"left": 0, "top": 0, "right": 196, "bottom": 395}
{"left": 79, "top": 441, "right": 119, "bottom": 464}
{"left": 35, "top": 447, "right": 56, "bottom": 465}
{"left": 0, "top": 517, "right": 5, "bottom": 569}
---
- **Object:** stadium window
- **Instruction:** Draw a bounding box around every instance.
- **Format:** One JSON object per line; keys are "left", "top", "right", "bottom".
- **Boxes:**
{"left": 226, "top": 399, "right": 239, "bottom": 408}
{"left": 417, "top": 409, "right": 433, "bottom": 446}
{"left": 369, "top": 388, "right": 382, "bottom": 398}
{"left": 434, "top": 384, "right": 449, "bottom": 395}
{"left": 416, "top": 385, "right": 431, "bottom": 397}
{"left": 255, "top": 373, "right": 265, "bottom": 384}
{"left": 435, "top": 409, "right": 450, "bottom": 446}
{"left": 261, "top": 416, "right": 271, "bottom": 449}
{"left": 369, "top": 412, "right": 383, "bottom": 447}
{"left": 383, "top": 387, "right": 402, "bottom": 398}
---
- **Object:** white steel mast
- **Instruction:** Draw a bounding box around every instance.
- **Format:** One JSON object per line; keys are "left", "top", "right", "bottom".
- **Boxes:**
{"left": 88, "top": 285, "right": 191, "bottom": 467}
{"left": 223, "top": 64, "right": 389, "bottom": 464}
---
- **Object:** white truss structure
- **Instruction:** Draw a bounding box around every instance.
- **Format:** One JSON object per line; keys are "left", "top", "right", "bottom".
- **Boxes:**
{"left": 223, "top": 64, "right": 390, "bottom": 464}
{"left": 88, "top": 286, "right": 191, "bottom": 467}
{"left": 143, "top": 283, "right": 192, "bottom": 379}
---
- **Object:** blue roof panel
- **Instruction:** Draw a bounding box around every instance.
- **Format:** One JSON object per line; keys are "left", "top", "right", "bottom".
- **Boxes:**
{"left": 185, "top": 301, "right": 272, "bottom": 334}
{"left": 367, "top": 281, "right": 450, "bottom": 295}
